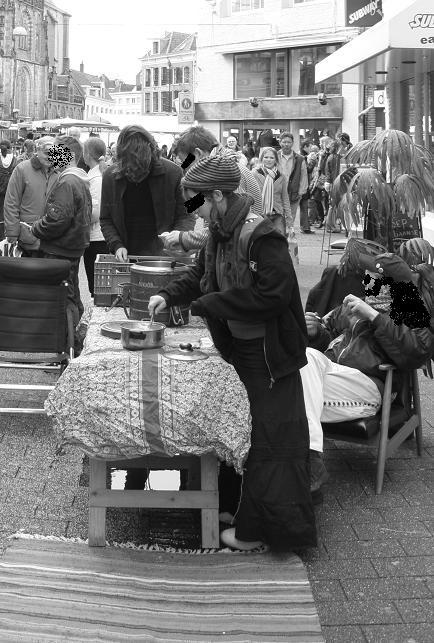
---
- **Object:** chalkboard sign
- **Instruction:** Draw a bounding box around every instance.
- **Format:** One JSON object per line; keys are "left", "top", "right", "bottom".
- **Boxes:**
{"left": 392, "top": 211, "right": 422, "bottom": 252}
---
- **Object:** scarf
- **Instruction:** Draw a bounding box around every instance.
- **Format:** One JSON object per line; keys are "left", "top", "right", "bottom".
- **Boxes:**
{"left": 200, "top": 193, "right": 254, "bottom": 295}
{"left": 260, "top": 166, "right": 278, "bottom": 215}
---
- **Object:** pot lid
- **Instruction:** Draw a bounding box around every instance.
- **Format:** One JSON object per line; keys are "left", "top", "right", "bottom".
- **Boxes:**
{"left": 131, "top": 260, "right": 189, "bottom": 275}
{"left": 163, "top": 342, "right": 209, "bottom": 361}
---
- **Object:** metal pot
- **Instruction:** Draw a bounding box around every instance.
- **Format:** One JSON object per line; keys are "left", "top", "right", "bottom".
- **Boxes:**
{"left": 120, "top": 321, "right": 165, "bottom": 351}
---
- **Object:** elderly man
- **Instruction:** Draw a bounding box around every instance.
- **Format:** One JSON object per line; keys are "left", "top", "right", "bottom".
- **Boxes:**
{"left": 303, "top": 253, "right": 434, "bottom": 500}
{"left": 4, "top": 136, "right": 58, "bottom": 256}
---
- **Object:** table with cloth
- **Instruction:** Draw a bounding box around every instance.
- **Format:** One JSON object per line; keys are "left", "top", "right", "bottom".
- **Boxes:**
{"left": 45, "top": 308, "right": 252, "bottom": 548}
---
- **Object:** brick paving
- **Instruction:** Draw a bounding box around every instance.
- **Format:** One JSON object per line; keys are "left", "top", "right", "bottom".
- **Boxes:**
{"left": 0, "top": 230, "right": 433, "bottom": 642}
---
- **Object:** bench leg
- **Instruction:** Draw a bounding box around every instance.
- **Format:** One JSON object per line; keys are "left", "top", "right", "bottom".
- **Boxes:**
{"left": 88, "top": 457, "right": 107, "bottom": 547}
{"left": 200, "top": 453, "right": 219, "bottom": 549}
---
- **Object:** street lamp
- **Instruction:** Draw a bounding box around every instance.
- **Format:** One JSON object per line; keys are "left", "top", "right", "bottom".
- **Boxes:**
{"left": 10, "top": 26, "right": 28, "bottom": 121}
{"left": 167, "top": 58, "right": 172, "bottom": 113}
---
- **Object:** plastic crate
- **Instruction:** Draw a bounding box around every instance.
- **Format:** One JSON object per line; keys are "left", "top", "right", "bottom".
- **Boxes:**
{"left": 93, "top": 254, "right": 196, "bottom": 307}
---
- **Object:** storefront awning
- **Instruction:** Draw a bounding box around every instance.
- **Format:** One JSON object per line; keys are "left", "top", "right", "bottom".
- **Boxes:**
{"left": 316, "top": 0, "right": 434, "bottom": 84}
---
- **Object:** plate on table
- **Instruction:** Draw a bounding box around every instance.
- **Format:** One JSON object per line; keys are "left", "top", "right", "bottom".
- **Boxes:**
{"left": 100, "top": 321, "right": 125, "bottom": 339}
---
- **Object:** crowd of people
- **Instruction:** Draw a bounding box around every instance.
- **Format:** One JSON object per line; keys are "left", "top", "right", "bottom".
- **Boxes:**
{"left": 1, "top": 122, "right": 433, "bottom": 554}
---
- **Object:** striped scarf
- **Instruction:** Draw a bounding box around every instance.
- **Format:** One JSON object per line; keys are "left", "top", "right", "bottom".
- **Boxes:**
{"left": 261, "top": 166, "right": 278, "bottom": 215}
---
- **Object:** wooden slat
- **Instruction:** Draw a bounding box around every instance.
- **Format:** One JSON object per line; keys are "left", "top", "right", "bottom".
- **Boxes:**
{"left": 89, "top": 489, "right": 218, "bottom": 510}
{"left": 200, "top": 454, "right": 220, "bottom": 549}
{"left": 88, "top": 458, "right": 107, "bottom": 547}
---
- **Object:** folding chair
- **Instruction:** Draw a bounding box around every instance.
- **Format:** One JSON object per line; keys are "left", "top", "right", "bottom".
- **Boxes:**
{"left": 0, "top": 257, "right": 75, "bottom": 414}
{"left": 322, "top": 364, "right": 423, "bottom": 494}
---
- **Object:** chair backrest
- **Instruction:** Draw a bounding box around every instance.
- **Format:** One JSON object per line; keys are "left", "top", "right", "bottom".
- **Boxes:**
{"left": 0, "top": 257, "right": 71, "bottom": 354}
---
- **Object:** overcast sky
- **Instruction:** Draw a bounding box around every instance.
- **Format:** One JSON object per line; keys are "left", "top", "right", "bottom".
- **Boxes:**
{"left": 53, "top": 0, "right": 207, "bottom": 82}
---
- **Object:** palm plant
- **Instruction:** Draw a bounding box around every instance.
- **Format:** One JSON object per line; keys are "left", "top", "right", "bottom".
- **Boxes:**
{"left": 331, "top": 130, "right": 434, "bottom": 251}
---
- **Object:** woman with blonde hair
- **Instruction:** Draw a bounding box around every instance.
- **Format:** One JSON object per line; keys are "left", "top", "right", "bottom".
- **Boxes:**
{"left": 252, "top": 146, "right": 291, "bottom": 237}
{"left": 82, "top": 137, "right": 108, "bottom": 296}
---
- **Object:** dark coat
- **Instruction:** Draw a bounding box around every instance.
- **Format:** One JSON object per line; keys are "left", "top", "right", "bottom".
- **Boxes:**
{"left": 305, "top": 265, "right": 365, "bottom": 316}
{"left": 159, "top": 216, "right": 308, "bottom": 384}
{"left": 100, "top": 158, "right": 195, "bottom": 254}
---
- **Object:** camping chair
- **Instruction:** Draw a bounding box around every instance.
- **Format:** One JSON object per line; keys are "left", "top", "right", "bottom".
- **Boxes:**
{"left": 321, "top": 364, "right": 422, "bottom": 494}
{"left": 0, "top": 257, "right": 75, "bottom": 414}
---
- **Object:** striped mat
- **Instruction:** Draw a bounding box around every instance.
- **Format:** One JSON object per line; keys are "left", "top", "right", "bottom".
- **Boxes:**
{"left": 0, "top": 537, "right": 323, "bottom": 642}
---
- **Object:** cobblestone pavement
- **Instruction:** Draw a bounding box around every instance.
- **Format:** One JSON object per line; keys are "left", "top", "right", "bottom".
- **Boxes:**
{"left": 0, "top": 230, "right": 433, "bottom": 642}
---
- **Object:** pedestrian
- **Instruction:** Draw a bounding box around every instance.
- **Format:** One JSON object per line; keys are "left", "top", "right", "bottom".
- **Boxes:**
{"left": 299, "top": 139, "right": 315, "bottom": 234}
{"left": 225, "top": 135, "right": 248, "bottom": 166}
{"left": 82, "top": 137, "right": 108, "bottom": 297}
{"left": 251, "top": 146, "right": 290, "bottom": 237}
{"left": 100, "top": 124, "right": 194, "bottom": 260}
{"left": 31, "top": 135, "right": 92, "bottom": 328}
{"left": 4, "top": 136, "right": 58, "bottom": 256}
{"left": 324, "top": 140, "right": 342, "bottom": 233}
{"left": 338, "top": 132, "right": 353, "bottom": 156}
{"left": 0, "top": 140, "right": 18, "bottom": 239}
{"left": 160, "top": 144, "right": 168, "bottom": 158}
{"left": 277, "top": 132, "right": 308, "bottom": 233}
{"left": 69, "top": 126, "right": 90, "bottom": 172}
{"left": 149, "top": 155, "right": 316, "bottom": 552}
{"left": 16, "top": 139, "right": 36, "bottom": 164}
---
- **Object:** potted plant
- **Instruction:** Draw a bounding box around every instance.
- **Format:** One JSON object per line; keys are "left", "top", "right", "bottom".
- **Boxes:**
{"left": 331, "top": 130, "right": 434, "bottom": 251}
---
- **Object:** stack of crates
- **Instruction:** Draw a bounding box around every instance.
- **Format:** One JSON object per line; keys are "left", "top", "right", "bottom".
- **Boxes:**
{"left": 93, "top": 254, "right": 142, "bottom": 307}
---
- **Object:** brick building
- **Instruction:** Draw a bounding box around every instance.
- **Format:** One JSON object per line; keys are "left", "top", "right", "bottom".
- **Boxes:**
{"left": 194, "top": 0, "right": 362, "bottom": 150}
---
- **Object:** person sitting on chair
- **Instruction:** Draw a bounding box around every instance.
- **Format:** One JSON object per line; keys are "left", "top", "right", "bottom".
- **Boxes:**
{"left": 304, "top": 253, "right": 434, "bottom": 500}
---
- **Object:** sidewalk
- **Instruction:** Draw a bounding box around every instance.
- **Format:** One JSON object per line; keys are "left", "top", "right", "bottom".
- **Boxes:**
{"left": 0, "top": 230, "right": 433, "bottom": 642}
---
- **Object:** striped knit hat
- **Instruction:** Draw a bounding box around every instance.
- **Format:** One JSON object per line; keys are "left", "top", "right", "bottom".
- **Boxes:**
{"left": 182, "top": 155, "right": 241, "bottom": 192}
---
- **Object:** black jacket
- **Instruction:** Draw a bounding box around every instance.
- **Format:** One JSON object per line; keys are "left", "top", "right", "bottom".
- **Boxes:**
{"left": 159, "top": 217, "right": 308, "bottom": 384}
{"left": 310, "top": 303, "right": 434, "bottom": 394}
{"left": 305, "top": 265, "right": 365, "bottom": 316}
{"left": 100, "top": 158, "right": 195, "bottom": 254}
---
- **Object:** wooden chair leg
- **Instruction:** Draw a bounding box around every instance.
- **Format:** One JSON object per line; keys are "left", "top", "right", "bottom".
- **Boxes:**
{"left": 88, "top": 457, "right": 107, "bottom": 547}
{"left": 376, "top": 371, "right": 393, "bottom": 495}
{"left": 200, "top": 453, "right": 219, "bottom": 549}
{"left": 412, "top": 370, "right": 423, "bottom": 456}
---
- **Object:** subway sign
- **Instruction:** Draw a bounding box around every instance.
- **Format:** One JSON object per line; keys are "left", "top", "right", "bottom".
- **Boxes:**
{"left": 346, "top": 0, "right": 383, "bottom": 28}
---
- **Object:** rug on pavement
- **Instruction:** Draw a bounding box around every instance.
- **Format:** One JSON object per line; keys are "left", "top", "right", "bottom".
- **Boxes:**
{"left": 0, "top": 536, "right": 323, "bottom": 642}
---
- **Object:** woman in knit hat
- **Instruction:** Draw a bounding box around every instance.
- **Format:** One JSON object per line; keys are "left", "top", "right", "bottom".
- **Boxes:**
{"left": 149, "top": 155, "right": 316, "bottom": 552}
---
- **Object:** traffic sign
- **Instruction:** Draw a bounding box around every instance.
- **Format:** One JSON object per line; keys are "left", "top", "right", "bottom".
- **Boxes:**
{"left": 178, "top": 91, "right": 195, "bottom": 124}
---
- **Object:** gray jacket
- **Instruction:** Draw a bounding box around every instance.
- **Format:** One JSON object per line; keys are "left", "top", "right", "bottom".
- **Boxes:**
{"left": 4, "top": 156, "right": 59, "bottom": 250}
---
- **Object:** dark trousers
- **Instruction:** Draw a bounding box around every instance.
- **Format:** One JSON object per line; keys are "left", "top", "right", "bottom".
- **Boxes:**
{"left": 83, "top": 240, "right": 108, "bottom": 297}
{"left": 299, "top": 195, "right": 312, "bottom": 231}
{"left": 224, "top": 337, "right": 316, "bottom": 550}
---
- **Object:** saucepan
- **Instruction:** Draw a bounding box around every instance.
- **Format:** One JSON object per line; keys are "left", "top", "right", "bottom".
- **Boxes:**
{"left": 120, "top": 317, "right": 165, "bottom": 351}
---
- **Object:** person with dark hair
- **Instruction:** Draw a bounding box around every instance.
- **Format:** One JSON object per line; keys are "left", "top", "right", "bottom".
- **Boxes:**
{"left": 160, "top": 144, "right": 168, "bottom": 158}
{"left": 0, "top": 139, "right": 18, "bottom": 238}
{"left": 338, "top": 132, "right": 352, "bottom": 156}
{"left": 277, "top": 132, "right": 308, "bottom": 233}
{"left": 324, "top": 139, "right": 342, "bottom": 233}
{"left": 31, "top": 135, "right": 92, "bottom": 327}
{"left": 149, "top": 155, "right": 316, "bottom": 553}
{"left": 16, "top": 139, "right": 36, "bottom": 164}
{"left": 100, "top": 124, "right": 194, "bottom": 260}
{"left": 69, "top": 127, "right": 90, "bottom": 172}
{"left": 82, "top": 137, "right": 108, "bottom": 296}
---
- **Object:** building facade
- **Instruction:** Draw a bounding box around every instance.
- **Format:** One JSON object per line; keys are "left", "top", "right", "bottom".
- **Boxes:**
{"left": 194, "top": 0, "right": 362, "bottom": 150}
{"left": 70, "top": 65, "right": 116, "bottom": 121}
{"left": 0, "top": 0, "right": 47, "bottom": 122}
{"left": 139, "top": 31, "right": 196, "bottom": 115}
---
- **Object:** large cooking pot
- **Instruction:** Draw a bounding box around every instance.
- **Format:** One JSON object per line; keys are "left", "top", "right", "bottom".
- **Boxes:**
{"left": 120, "top": 320, "right": 165, "bottom": 351}
{"left": 122, "top": 259, "right": 192, "bottom": 326}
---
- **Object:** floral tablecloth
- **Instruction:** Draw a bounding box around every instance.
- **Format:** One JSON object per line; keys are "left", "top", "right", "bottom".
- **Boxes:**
{"left": 45, "top": 308, "right": 251, "bottom": 471}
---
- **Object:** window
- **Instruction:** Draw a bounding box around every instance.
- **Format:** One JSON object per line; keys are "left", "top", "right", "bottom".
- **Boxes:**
{"left": 183, "top": 66, "right": 190, "bottom": 83}
{"left": 145, "top": 69, "right": 151, "bottom": 87}
{"left": 153, "top": 92, "right": 159, "bottom": 112}
{"left": 152, "top": 41, "right": 159, "bottom": 54}
{"left": 174, "top": 67, "right": 183, "bottom": 84}
{"left": 231, "top": 0, "right": 264, "bottom": 11}
{"left": 235, "top": 51, "right": 273, "bottom": 98}
{"left": 131, "top": 98, "right": 136, "bottom": 104}
{"left": 289, "top": 44, "right": 341, "bottom": 97}
{"left": 161, "top": 67, "right": 168, "bottom": 85}
{"left": 0, "top": 15, "right": 4, "bottom": 43}
{"left": 153, "top": 68, "right": 159, "bottom": 86}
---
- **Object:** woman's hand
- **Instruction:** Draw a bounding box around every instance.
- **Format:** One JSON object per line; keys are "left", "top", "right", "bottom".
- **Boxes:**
{"left": 148, "top": 295, "right": 167, "bottom": 316}
{"left": 115, "top": 247, "right": 128, "bottom": 262}
{"left": 343, "top": 294, "right": 379, "bottom": 322}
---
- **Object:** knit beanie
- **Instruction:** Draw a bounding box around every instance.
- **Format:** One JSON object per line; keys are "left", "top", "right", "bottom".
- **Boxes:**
{"left": 182, "top": 155, "right": 241, "bottom": 192}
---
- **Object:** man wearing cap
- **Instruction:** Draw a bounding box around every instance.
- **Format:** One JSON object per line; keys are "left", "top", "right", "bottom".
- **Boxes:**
{"left": 149, "top": 155, "right": 316, "bottom": 553}
{"left": 303, "top": 252, "right": 433, "bottom": 490}
{"left": 4, "top": 136, "right": 58, "bottom": 256}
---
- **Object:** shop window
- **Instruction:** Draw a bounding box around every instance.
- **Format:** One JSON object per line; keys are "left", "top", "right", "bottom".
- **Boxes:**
{"left": 153, "top": 92, "right": 159, "bottom": 112}
{"left": 145, "top": 69, "right": 151, "bottom": 87}
{"left": 236, "top": 51, "right": 285, "bottom": 99}
{"left": 289, "top": 45, "right": 341, "bottom": 96}
{"left": 231, "top": 0, "right": 264, "bottom": 12}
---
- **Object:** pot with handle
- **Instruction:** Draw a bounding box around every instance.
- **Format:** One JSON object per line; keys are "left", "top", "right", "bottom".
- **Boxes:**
{"left": 120, "top": 320, "right": 166, "bottom": 350}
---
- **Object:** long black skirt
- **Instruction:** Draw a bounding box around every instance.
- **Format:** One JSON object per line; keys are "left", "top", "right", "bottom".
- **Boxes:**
{"left": 228, "top": 336, "right": 317, "bottom": 551}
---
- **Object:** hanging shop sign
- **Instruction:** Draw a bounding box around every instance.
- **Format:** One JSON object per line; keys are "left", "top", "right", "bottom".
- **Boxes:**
{"left": 178, "top": 91, "right": 195, "bottom": 125}
{"left": 346, "top": 0, "right": 383, "bottom": 28}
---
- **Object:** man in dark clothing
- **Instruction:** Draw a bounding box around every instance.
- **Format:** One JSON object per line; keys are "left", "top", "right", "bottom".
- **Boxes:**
{"left": 100, "top": 125, "right": 194, "bottom": 260}
{"left": 0, "top": 140, "right": 18, "bottom": 239}
{"left": 31, "top": 135, "right": 92, "bottom": 326}
{"left": 149, "top": 155, "right": 316, "bottom": 553}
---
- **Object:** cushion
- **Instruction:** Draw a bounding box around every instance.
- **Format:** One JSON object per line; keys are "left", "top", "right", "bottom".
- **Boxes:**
{"left": 322, "top": 403, "right": 411, "bottom": 441}
{"left": 0, "top": 257, "right": 70, "bottom": 284}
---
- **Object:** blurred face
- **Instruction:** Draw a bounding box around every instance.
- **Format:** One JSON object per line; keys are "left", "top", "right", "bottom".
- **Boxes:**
{"left": 262, "top": 150, "right": 277, "bottom": 169}
{"left": 227, "top": 136, "right": 237, "bottom": 149}
{"left": 363, "top": 270, "right": 381, "bottom": 294}
{"left": 36, "top": 142, "right": 54, "bottom": 168}
{"left": 280, "top": 137, "right": 293, "bottom": 155}
{"left": 183, "top": 188, "right": 225, "bottom": 223}
{"left": 0, "top": 143, "right": 10, "bottom": 157}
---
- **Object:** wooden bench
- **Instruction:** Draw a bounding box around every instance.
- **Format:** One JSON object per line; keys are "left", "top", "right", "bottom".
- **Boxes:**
{"left": 88, "top": 453, "right": 220, "bottom": 549}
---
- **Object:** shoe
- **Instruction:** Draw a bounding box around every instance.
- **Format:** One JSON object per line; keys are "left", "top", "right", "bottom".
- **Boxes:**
{"left": 325, "top": 227, "right": 341, "bottom": 233}
{"left": 219, "top": 511, "right": 235, "bottom": 525}
{"left": 220, "top": 528, "right": 263, "bottom": 551}
{"left": 316, "top": 222, "right": 324, "bottom": 229}
{"left": 310, "top": 450, "right": 329, "bottom": 500}
{"left": 301, "top": 229, "right": 315, "bottom": 234}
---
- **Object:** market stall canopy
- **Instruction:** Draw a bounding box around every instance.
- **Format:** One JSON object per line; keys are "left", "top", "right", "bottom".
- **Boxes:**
{"left": 32, "top": 117, "right": 119, "bottom": 131}
{"left": 315, "top": 0, "right": 434, "bottom": 85}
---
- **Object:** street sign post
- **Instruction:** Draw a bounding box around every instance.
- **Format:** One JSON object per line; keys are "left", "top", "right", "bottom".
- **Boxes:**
{"left": 178, "top": 91, "right": 195, "bottom": 125}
